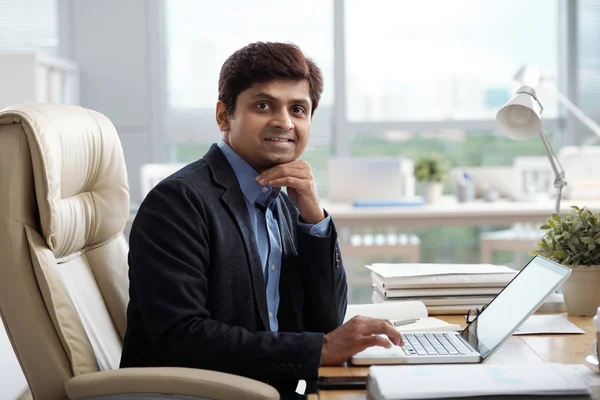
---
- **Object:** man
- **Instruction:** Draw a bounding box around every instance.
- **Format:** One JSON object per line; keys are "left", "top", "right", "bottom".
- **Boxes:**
{"left": 121, "top": 41, "right": 401, "bottom": 395}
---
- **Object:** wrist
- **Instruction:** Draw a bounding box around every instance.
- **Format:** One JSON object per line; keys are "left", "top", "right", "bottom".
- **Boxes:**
{"left": 300, "top": 208, "right": 325, "bottom": 225}
{"left": 320, "top": 335, "right": 329, "bottom": 366}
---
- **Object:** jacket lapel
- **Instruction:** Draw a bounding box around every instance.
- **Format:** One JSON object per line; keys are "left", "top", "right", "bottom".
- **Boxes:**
{"left": 204, "top": 145, "right": 270, "bottom": 330}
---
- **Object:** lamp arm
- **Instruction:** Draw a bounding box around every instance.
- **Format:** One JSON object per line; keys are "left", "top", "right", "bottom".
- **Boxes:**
{"left": 538, "top": 129, "right": 567, "bottom": 214}
{"left": 552, "top": 88, "right": 600, "bottom": 138}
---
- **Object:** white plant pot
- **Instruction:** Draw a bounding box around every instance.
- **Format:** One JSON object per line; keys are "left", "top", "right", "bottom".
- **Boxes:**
{"left": 561, "top": 265, "right": 600, "bottom": 316}
{"left": 425, "top": 182, "right": 443, "bottom": 204}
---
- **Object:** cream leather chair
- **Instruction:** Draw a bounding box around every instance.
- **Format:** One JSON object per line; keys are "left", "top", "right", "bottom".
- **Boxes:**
{"left": 0, "top": 104, "right": 278, "bottom": 400}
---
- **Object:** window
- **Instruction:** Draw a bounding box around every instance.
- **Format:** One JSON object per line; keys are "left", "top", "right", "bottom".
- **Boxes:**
{"left": 0, "top": 0, "right": 58, "bottom": 53}
{"left": 165, "top": 0, "right": 334, "bottom": 160}
{"left": 344, "top": 0, "right": 558, "bottom": 122}
{"left": 578, "top": 0, "right": 600, "bottom": 141}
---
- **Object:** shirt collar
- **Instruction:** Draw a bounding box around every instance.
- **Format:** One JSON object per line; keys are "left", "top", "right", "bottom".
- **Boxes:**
{"left": 217, "top": 139, "right": 281, "bottom": 208}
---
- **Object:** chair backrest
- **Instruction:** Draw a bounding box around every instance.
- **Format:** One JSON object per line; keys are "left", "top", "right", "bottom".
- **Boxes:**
{"left": 140, "top": 163, "right": 187, "bottom": 201}
{"left": 0, "top": 103, "right": 130, "bottom": 399}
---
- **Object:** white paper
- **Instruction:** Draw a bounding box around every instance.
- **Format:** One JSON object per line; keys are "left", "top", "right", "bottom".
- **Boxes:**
{"left": 371, "top": 271, "right": 515, "bottom": 289}
{"left": 344, "top": 302, "right": 459, "bottom": 333}
{"left": 395, "top": 317, "right": 460, "bottom": 333}
{"left": 367, "top": 263, "right": 516, "bottom": 278}
{"left": 344, "top": 301, "right": 428, "bottom": 322}
{"left": 369, "top": 364, "right": 591, "bottom": 399}
{"left": 513, "top": 314, "right": 585, "bottom": 335}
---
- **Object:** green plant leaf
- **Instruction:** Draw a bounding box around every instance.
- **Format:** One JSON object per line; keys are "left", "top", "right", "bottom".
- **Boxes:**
{"left": 540, "top": 206, "right": 600, "bottom": 265}
{"left": 553, "top": 250, "right": 567, "bottom": 259}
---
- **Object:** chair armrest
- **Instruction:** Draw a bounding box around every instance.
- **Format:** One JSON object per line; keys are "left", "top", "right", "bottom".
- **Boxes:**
{"left": 65, "top": 367, "right": 279, "bottom": 400}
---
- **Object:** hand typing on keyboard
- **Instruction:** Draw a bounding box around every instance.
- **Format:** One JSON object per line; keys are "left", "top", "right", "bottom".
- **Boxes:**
{"left": 321, "top": 315, "right": 404, "bottom": 365}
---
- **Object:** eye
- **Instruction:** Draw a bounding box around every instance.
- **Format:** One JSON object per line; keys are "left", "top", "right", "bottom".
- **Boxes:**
{"left": 291, "top": 105, "right": 306, "bottom": 115}
{"left": 256, "top": 102, "right": 271, "bottom": 111}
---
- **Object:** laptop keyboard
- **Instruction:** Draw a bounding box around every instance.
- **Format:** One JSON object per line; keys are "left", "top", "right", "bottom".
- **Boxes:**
{"left": 401, "top": 333, "right": 470, "bottom": 356}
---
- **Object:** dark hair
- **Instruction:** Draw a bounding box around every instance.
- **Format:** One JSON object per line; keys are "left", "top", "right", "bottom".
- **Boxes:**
{"left": 218, "top": 42, "right": 324, "bottom": 116}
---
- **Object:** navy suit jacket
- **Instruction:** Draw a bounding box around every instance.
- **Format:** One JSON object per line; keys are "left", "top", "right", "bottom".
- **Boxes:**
{"left": 120, "top": 145, "right": 348, "bottom": 393}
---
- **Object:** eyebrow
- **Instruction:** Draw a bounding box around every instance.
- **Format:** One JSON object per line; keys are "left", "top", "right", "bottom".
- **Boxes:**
{"left": 250, "top": 92, "right": 311, "bottom": 108}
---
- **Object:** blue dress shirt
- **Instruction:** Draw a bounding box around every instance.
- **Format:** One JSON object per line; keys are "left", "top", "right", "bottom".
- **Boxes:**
{"left": 217, "top": 140, "right": 331, "bottom": 331}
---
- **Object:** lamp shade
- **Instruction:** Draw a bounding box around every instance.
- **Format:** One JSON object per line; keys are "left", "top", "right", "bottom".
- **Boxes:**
{"left": 495, "top": 85, "right": 543, "bottom": 140}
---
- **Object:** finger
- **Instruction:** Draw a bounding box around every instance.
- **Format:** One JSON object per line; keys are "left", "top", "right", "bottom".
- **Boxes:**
{"left": 258, "top": 162, "right": 311, "bottom": 183}
{"left": 365, "top": 320, "right": 403, "bottom": 346}
{"left": 258, "top": 169, "right": 311, "bottom": 186}
{"left": 383, "top": 324, "right": 403, "bottom": 346}
{"left": 267, "top": 177, "right": 312, "bottom": 192}
{"left": 360, "top": 335, "right": 393, "bottom": 350}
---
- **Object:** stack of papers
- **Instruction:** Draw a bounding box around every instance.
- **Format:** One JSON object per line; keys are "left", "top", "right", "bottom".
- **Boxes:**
{"left": 368, "top": 363, "right": 594, "bottom": 400}
{"left": 367, "top": 263, "right": 517, "bottom": 314}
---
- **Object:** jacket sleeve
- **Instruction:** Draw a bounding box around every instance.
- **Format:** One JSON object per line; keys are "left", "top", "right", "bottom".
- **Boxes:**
{"left": 127, "top": 178, "right": 323, "bottom": 382}
{"left": 297, "top": 212, "right": 348, "bottom": 334}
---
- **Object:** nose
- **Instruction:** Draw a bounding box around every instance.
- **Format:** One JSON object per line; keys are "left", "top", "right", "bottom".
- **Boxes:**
{"left": 270, "top": 110, "right": 294, "bottom": 131}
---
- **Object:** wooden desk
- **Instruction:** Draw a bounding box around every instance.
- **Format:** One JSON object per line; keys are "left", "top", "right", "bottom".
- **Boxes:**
{"left": 316, "top": 315, "right": 598, "bottom": 400}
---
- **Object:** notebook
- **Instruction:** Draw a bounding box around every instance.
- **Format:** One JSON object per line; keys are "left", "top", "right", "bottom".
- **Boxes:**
{"left": 368, "top": 363, "right": 593, "bottom": 400}
{"left": 351, "top": 256, "right": 571, "bottom": 365}
{"left": 344, "top": 301, "right": 460, "bottom": 333}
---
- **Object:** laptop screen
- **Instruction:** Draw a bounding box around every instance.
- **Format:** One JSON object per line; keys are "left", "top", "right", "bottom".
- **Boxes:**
{"left": 460, "top": 256, "right": 570, "bottom": 360}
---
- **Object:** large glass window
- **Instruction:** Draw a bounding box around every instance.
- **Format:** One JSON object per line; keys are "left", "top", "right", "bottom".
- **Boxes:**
{"left": 578, "top": 0, "right": 600, "bottom": 138}
{"left": 165, "top": 0, "right": 334, "bottom": 165}
{"left": 344, "top": 0, "right": 558, "bottom": 122}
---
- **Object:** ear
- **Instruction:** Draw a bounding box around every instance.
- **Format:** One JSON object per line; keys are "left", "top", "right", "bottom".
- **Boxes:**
{"left": 216, "top": 101, "right": 231, "bottom": 132}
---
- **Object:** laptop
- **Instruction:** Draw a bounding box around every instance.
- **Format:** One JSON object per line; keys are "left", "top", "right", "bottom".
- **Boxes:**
{"left": 351, "top": 256, "right": 571, "bottom": 365}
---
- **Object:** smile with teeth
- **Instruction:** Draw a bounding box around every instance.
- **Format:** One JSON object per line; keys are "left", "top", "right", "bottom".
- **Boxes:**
{"left": 265, "top": 137, "right": 294, "bottom": 142}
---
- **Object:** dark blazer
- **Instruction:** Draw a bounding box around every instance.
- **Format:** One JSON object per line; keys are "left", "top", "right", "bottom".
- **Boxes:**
{"left": 120, "top": 145, "right": 348, "bottom": 393}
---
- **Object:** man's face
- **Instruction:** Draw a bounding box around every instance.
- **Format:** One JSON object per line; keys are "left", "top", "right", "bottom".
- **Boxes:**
{"left": 217, "top": 79, "right": 312, "bottom": 172}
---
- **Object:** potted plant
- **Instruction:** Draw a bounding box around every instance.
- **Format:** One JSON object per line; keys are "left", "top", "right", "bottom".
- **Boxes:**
{"left": 414, "top": 155, "right": 448, "bottom": 204}
{"left": 531, "top": 206, "right": 600, "bottom": 316}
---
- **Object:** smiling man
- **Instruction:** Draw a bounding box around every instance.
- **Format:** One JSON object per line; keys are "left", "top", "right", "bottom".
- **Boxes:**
{"left": 120, "top": 42, "right": 401, "bottom": 396}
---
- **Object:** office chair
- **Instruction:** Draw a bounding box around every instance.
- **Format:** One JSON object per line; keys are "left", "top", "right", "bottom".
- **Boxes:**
{"left": 0, "top": 103, "right": 278, "bottom": 400}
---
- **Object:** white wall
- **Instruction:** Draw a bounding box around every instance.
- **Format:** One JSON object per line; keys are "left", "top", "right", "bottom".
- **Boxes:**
{"left": 0, "top": 317, "right": 28, "bottom": 399}
{"left": 60, "top": 0, "right": 164, "bottom": 204}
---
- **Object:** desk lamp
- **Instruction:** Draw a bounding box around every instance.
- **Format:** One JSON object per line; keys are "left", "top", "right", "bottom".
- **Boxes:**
{"left": 495, "top": 85, "right": 567, "bottom": 214}
{"left": 497, "top": 65, "right": 600, "bottom": 214}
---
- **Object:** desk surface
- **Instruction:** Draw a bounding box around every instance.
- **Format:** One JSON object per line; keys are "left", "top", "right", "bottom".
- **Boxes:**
{"left": 317, "top": 315, "right": 597, "bottom": 400}
{"left": 324, "top": 198, "right": 600, "bottom": 228}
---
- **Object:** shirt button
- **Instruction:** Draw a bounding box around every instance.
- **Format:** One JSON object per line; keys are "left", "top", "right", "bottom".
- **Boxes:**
{"left": 269, "top": 312, "right": 274, "bottom": 318}
{"left": 270, "top": 264, "right": 276, "bottom": 271}
{"left": 261, "top": 187, "right": 268, "bottom": 193}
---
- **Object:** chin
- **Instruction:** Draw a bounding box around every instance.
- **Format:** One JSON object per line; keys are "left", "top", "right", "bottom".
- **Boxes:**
{"left": 265, "top": 154, "right": 297, "bottom": 166}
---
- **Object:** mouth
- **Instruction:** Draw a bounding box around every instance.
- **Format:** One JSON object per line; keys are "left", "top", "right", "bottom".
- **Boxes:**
{"left": 264, "top": 137, "right": 295, "bottom": 144}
